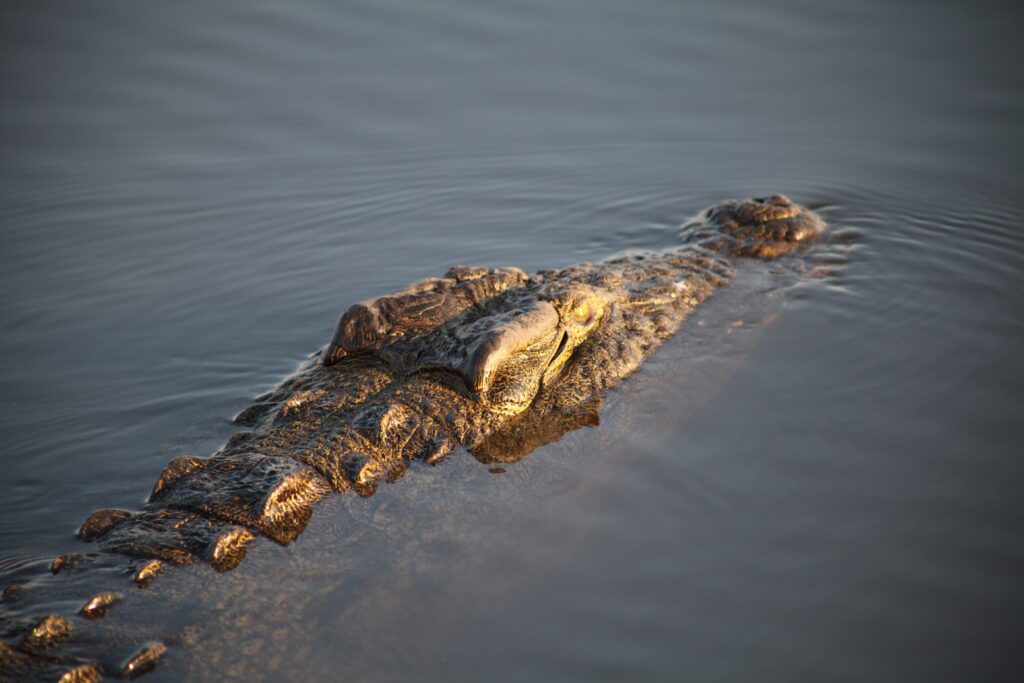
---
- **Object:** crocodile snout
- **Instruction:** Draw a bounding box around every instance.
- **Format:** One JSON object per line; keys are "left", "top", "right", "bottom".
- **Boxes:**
{"left": 702, "top": 194, "right": 824, "bottom": 258}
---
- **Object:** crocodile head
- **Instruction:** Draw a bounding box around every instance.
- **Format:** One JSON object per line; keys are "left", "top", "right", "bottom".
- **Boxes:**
{"left": 321, "top": 196, "right": 823, "bottom": 415}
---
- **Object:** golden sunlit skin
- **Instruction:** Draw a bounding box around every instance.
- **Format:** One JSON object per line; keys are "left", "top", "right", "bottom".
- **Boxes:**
{"left": 0, "top": 196, "right": 823, "bottom": 681}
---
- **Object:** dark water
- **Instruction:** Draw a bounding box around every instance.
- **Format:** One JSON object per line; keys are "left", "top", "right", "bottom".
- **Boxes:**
{"left": 2, "top": 0, "right": 1023, "bottom": 680}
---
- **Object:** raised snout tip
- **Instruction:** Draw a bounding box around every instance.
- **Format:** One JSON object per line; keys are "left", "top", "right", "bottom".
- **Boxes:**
{"left": 699, "top": 194, "right": 825, "bottom": 259}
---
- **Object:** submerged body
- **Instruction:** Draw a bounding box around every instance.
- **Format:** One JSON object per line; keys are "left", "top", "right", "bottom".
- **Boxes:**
{"left": 1, "top": 195, "right": 823, "bottom": 681}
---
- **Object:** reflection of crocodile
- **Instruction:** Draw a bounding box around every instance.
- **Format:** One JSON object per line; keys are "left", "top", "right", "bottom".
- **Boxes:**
{"left": 1, "top": 195, "right": 823, "bottom": 681}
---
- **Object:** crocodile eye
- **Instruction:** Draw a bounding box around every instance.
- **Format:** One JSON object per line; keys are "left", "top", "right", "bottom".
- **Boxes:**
{"left": 573, "top": 301, "right": 593, "bottom": 325}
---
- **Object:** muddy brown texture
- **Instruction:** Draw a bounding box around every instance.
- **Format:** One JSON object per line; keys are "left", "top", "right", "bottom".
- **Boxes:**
{"left": 0, "top": 196, "right": 823, "bottom": 681}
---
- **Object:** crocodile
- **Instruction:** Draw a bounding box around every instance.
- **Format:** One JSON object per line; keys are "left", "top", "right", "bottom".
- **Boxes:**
{"left": 0, "top": 195, "right": 824, "bottom": 681}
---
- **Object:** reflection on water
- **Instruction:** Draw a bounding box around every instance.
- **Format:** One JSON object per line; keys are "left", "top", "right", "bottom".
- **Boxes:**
{"left": 1, "top": 0, "right": 1023, "bottom": 681}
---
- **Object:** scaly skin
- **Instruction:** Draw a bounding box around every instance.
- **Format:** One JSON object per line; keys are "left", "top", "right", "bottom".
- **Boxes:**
{"left": 1, "top": 195, "right": 823, "bottom": 681}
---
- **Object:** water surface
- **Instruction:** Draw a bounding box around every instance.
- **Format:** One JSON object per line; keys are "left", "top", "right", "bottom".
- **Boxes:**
{"left": 2, "top": 1, "right": 1023, "bottom": 681}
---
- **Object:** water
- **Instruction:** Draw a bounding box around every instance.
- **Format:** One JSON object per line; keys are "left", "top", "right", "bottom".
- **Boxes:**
{"left": 2, "top": 0, "right": 1022, "bottom": 680}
